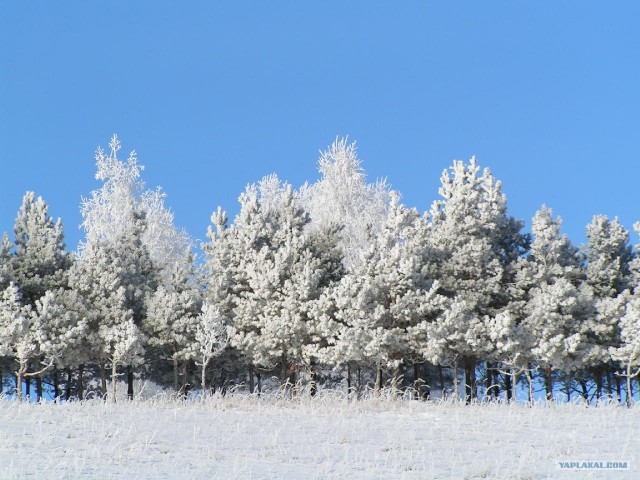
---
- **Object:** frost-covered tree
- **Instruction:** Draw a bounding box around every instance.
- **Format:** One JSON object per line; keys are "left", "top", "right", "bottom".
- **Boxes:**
{"left": 195, "top": 301, "right": 228, "bottom": 394}
{"left": 71, "top": 212, "right": 156, "bottom": 399}
{"left": 299, "top": 138, "right": 391, "bottom": 269}
{"left": 0, "top": 283, "right": 36, "bottom": 400}
{"left": 582, "top": 215, "right": 634, "bottom": 398}
{"left": 11, "top": 192, "right": 72, "bottom": 307}
{"left": 144, "top": 260, "right": 201, "bottom": 393}
{"left": 611, "top": 292, "right": 640, "bottom": 405}
{"left": 81, "top": 134, "right": 191, "bottom": 288}
{"left": 0, "top": 234, "right": 13, "bottom": 291}
{"left": 517, "top": 206, "right": 590, "bottom": 400}
{"left": 324, "top": 193, "right": 445, "bottom": 393}
{"left": 206, "top": 175, "right": 343, "bottom": 389}
{"left": 428, "top": 157, "right": 526, "bottom": 400}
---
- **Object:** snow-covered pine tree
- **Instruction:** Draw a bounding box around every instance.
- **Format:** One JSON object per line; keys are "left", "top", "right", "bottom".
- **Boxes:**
{"left": 519, "top": 206, "right": 590, "bottom": 401}
{"left": 0, "top": 234, "right": 13, "bottom": 291}
{"left": 0, "top": 283, "right": 34, "bottom": 400}
{"left": 71, "top": 212, "right": 154, "bottom": 400}
{"left": 582, "top": 215, "right": 634, "bottom": 399}
{"left": 144, "top": 254, "right": 202, "bottom": 394}
{"left": 206, "top": 175, "right": 343, "bottom": 391}
{"left": 324, "top": 192, "right": 445, "bottom": 394}
{"left": 8, "top": 192, "right": 73, "bottom": 398}
{"left": 299, "top": 137, "right": 391, "bottom": 270}
{"left": 427, "top": 157, "right": 525, "bottom": 401}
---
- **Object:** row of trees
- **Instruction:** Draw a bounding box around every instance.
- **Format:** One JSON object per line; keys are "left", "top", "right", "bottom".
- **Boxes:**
{"left": 1, "top": 135, "right": 639, "bottom": 404}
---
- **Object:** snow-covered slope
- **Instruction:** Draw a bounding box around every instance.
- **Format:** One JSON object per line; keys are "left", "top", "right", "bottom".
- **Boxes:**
{"left": 0, "top": 394, "right": 638, "bottom": 479}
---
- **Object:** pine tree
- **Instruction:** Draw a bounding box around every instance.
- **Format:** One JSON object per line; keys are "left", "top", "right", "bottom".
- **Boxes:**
{"left": 11, "top": 192, "right": 72, "bottom": 307}
{"left": 428, "top": 157, "right": 525, "bottom": 401}
{"left": 519, "top": 206, "right": 590, "bottom": 401}
{"left": 325, "top": 193, "right": 445, "bottom": 393}
{"left": 582, "top": 215, "right": 634, "bottom": 399}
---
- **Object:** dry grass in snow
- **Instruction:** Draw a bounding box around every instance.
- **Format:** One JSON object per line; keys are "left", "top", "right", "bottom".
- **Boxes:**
{"left": 0, "top": 392, "right": 639, "bottom": 479}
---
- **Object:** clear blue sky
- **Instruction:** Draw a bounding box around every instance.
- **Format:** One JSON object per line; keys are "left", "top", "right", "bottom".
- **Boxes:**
{"left": 2, "top": 2, "right": 639, "bottom": 252}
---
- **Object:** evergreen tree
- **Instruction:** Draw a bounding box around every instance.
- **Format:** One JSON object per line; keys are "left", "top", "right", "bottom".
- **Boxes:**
{"left": 428, "top": 157, "right": 525, "bottom": 400}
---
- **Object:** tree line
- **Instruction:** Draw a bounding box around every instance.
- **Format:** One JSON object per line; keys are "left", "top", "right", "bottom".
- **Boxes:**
{"left": 1, "top": 135, "right": 639, "bottom": 404}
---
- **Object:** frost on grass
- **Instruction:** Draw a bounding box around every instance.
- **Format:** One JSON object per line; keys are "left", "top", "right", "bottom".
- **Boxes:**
{"left": 0, "top": 394, "right": 639, "bottom": 480}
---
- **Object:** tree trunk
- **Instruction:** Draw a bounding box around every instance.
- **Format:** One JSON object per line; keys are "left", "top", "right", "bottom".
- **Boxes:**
{"left": 65, "top": 368, "right": 72, "bottom": 401}
{"left": 452, "top": 359, "right": 459, "bottom": 400}
{"left": 309, "top": 365, "right": 318, "bottom": 397}
{"left": 127, "top": 366, "right": 134, "bottom": 400}
{"left": 173, "top": 352, "right": 179, "bottom": 393}
{"left": 346, "top": 364, "right": 352, "bottom": 398}
{"left": 374, "top": 366, "right": 383, "bottom": 395}
{"left": 256, "top": 372, "right": 262, "bottom": 396}
{"left": 390, "top": 366, "right": 399, "bottom": 397}
{"left": 17, "top": 370, "right": 23, "bottom": 401}
{"left": 579, "top": 379, "right": 589, "bottom": 402}
{"left": 544, "top": 366, "right": 553, "bottom": 401}
{"left": 181, "top": 361, "right": 190, "bottom": 398}
{"left": 438, "top": 365, "right": 445, "bottom": 398}
{"left": 201, "top": 358, "right": 209, "bottom": 396}
{"left": 99, "top": 362, "right": 108, "bottom": 399}
{"left": 413, "top": 362, "right": 420, "bottom": 399}
{"left": 36, "top": 375, "right": 43, "bottom": 402}
{"left": 288, "top": 361, "right": 296, "bottom": 396}
{"left": 78, "top": 364, "right": 84, "bottom": 401}
{"left": 53, "top": 368, "right": 59, "bottom": 401}
{"left": 111, "top": 361, "right": 118, "bottom": 403}
{"left": 525, "top": 368, "right": 534, "bottom": 405}
{"left": 356, "top": 366, "right": 362, "bottom": 400}
{"left": 626, "top": 373, "right": 633, "bottom": 407}
{"left": 593, "top": 367, "right": 603, "bottom": 401}
{"left": 463, "top": 357, "right": 475, "bottom": 404}
{"left": 615, "top": 373, "right": 622, "bottom": 404}
{"left": 248, "top": 364, "right": 255, "bottom": 394}
{"left": 25, "top": 374, "right": 31, "bottom": 399}
{"left": 504, "top": 369, "right": 513, "bottom": 403}
{"left": 605, "top": 365, "right": 614, "bottom": 398}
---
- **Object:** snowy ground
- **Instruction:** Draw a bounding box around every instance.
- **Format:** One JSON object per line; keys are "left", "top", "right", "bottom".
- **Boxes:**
{"left": 0, "top": 392, "right": 638, "bottom": 479}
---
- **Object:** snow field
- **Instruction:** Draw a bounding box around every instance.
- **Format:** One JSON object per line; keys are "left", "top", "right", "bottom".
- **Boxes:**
{"left": 0, "top": 392, "right": 639, "bottom": 479}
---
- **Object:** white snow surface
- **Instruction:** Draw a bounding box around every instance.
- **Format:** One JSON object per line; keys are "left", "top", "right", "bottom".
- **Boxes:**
{"left": 0, "top": 393, "right": 638, "bottom": 479}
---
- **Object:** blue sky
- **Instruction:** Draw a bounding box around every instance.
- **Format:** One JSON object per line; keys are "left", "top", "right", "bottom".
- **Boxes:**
{"left": 2, "top": 2, "right": 639, "bottom": 252}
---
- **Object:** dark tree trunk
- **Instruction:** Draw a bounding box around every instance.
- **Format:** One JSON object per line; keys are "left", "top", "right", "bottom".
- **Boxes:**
{"left": 413, "top": 362, "right": 421, "bottom": 399}
{"left": 616, "top": 373, "right": 622, "bottom": 403}
{"left": 288, "top": 361, "right": 297, "bottom": 395}
{"left": 248, "top": 364, "right": 255, "bottom": 394}
{"left": 463, "top": 357, "right": 476, "bottom": 404}
{"left": 36, "top": 375, "right": 43, "bottom": 401}
{"left": 593, "top": 367, "right": 603, "bottom": 400}
{"left": 606, "top": 365, "right": 614, "bottom": 398}
{"left": 438, "top": 365, "right": 445, "bottom": 398}
{"left": 127, "top": 366, "right": 134, "bottom": 400}
{"left": 544, "top": 366, "right": 553, "bottom": 401}
{"left": 173, "top": 351, "right": 179, "bottom": 393}
{"left": 579, "top": 379, "right": 589, "bottom": 402}
{"left": 504, "top": 369, "right": 513, "bottom": 402}
{"left": 53, "top": 368, "right": 59, "bottom": 401}
{"left": 25, "top": 375, "right": 31, "bottom": 399}
{"left": 78, "top": 364, "right": 84, "bottom": 401}
{"left": 356, "top": 366, "right": 362, "bottom": 399}
{"left": 65, "top": 368, "right": 72, "bottom": 401}
{"left": 309, "top": 365, "right": 318, "bottom": 397}
{"left": 256, "top": 372, "right": 262, "bottom": 396}
{"left": 374, "top": 366, "right": 383, "bottom": 394}
{"left": 346, "top": 364, "right": 352, "bottom": 397}
{"left": 99, "top": 362, "right": 108, "bottom": 399}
